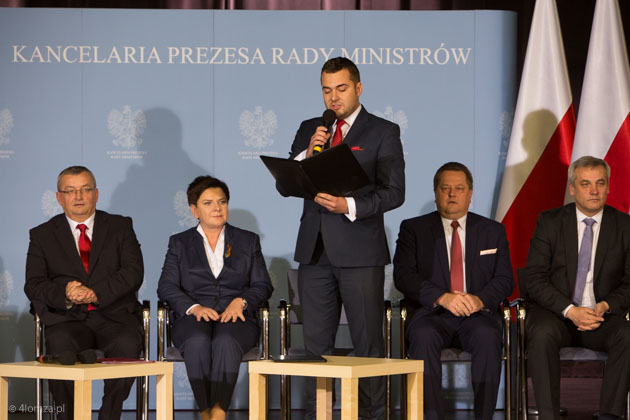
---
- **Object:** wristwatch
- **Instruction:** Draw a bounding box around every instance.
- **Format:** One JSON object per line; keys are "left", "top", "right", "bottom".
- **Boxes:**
{"left": 242, "top": 298, "right": 248, "bottom": 310}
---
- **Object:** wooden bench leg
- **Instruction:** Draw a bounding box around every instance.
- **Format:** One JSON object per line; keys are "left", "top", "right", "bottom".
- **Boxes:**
{"left": 340, "top": 377, "right": 358, "bottom": 420}
{"left": 156, "top": 372, "right": 173, "bottom": 420}
{"left": 316, "top": 377, "right": 333, "bottom": 420}
{"left": 74, "top": 380, "right": 92, "bottom": 420}
{"left": 0, "top": 377, "right": 8, "bottom": 420}
{"left": 249, "top": 372, "right": 267, "bottom": 420}
{"left": 407, "top": 372, "right": 423, "bottom": 420}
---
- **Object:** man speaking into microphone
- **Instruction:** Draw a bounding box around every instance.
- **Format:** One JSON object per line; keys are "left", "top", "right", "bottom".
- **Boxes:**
{"left": 276, "top": 57, "right": 405, "bottom": 419}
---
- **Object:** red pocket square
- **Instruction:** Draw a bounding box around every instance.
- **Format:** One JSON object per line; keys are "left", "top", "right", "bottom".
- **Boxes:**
{"left": 351, "top": 146, "right": 365, "bottom": 151}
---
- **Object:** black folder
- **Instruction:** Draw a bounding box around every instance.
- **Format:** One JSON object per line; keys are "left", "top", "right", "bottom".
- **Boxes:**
{"left": 271, "top": 353, "right": 327, "bottom": 363}
{"left": 261, "top": 143, "right": 369, "bottom": 200}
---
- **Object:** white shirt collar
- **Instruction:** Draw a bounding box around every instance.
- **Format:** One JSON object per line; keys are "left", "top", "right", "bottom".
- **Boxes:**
{"left": 440, "top": 213, "right": 468, "bottom": 232}
{"left": 575, "top": 207, "right": 603, "bottom": 225}
{"left": 340, "top": 104, "right": 362, "bottom": 128}
{"left": 66, "top": 212, "right": 96, "bottom": 234}
{"left": 196, "top": 224, "right": 226, "bottom": 278}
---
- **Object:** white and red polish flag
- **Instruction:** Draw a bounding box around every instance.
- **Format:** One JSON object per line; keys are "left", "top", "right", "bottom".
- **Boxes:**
{"left": 496, "top": 0, "right": 575, "bottom": 296}
{"left": 571, "top": 0, "right": 630, "bottom": 213}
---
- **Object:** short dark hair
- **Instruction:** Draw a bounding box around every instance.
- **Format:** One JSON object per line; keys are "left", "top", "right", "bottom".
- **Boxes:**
{"left": 568, "top": 156, "right": 610, "bottom": 185}
{"left": 187, "top": 176, "right": 230, "bottom": 205}
{"left": 57, "top": 166, "right": 96, "bottom": 191}
{"left": 433, "top": 162, "right": 473, "bottom": 192}
{"left": 321, "top": 57, "right": 361, "bottom": 84}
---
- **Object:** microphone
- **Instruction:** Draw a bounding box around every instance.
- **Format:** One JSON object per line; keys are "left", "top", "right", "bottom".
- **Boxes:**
{"left": 313, "top": 109, "right": 337, "bottom": 155}
{"left": 37, "top": 350, "right": 77, "bottom": 365}
{"left": 78, "top": 349, "right": 97, "bottom": 364}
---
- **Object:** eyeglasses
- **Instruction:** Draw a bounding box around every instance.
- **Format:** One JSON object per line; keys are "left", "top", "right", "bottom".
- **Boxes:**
{"left": 58, "top": 187, "right": 96, "bottom": 196}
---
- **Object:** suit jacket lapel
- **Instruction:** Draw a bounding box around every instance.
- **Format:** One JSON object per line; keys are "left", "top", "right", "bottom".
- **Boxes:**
{"left": 88, "top": 211, "right": 107, "bottom": 275}
{"left": 54, "top": 215, "right": 86, "bottom": 277}
{"left": 340, "top": 106, "right": 368, "bottom": 147}
{"left": 594, "top": 206, "right": 614, "bottom": 282}
{"left": 221, "top": 224, "right": 234, "bottom": 278}
{"left": 191, "top": 227, "right": 213, "bottom": 276}
{"left": 465, "top": 214, "right": 478, "bottom": 292}
{"left": 432, "top": 213, "right": 450, "bottom": 289}
{"left": 563, "top": 207, "right": 579, "bottom": 293}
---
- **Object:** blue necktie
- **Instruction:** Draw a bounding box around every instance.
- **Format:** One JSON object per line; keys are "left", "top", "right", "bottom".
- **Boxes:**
{"left": 573, "top": 217, "right": 596, "bottom": 306}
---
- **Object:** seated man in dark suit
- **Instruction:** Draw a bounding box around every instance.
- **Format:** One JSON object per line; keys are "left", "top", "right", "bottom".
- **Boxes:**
{"left": 394, "top": 162, "right": 514, "bottom": 420}
{"left": 25, "top": 165, "right": 144, "bottom": 420}
{"left": 525, "top": 155, "right": 630, "bottom": 420}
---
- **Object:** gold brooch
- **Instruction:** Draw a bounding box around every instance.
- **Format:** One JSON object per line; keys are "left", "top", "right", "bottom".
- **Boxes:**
{"left": 225, "top": 244, "right": 232, "bottom": 258}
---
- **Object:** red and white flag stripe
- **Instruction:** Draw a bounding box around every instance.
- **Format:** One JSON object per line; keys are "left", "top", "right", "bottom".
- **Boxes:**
{"left": 571, "top": 0, "right": 630, "bottom": 214}
{"left": 496, "top": 0, "right": 575, "bottom": 293}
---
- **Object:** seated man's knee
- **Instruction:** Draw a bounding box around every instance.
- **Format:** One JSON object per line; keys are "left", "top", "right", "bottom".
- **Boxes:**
{"left": 406, "top": 322, "right": 443, "bottom": 360}
{"left": 608, "top": 321, "right": 630, "bottom": 350}
{"left": 106, "top": 330, "right": 143, "bottom": 358}
{"left": 526, "top": 317, "right": 563, "bottom": 350}
{"left": 468, "top": 322, "right": 502, "bottom": 354}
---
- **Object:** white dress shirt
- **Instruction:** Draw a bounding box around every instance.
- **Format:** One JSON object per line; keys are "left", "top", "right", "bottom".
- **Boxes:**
{"left": 186, "top": 224, "right": 226, "bottom": 315}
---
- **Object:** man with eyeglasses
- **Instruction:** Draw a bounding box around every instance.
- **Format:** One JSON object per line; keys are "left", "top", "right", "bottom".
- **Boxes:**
{"left": 25, "top": 165, "right": 144, "bottom": 420}
{"left": 393, "top": 162, "right": 514, "bottom": 420}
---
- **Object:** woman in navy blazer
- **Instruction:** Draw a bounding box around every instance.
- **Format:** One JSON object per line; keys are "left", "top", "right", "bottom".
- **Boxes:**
{"left": 158, "top": 176, "right": 273, "bottom": 420}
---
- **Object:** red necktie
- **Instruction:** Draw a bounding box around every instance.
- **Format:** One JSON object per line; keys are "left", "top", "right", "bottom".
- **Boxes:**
{"left": 77, "top": 224, "right": 97, "bottom": 310}
{"left": 450, "top": 220, "right": 464, "bottom": 292}
{"left": 331, "top": 119, "right": 346, "bottom": 147}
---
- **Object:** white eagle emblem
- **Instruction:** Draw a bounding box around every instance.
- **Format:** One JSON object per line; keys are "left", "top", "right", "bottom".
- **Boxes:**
{"left": 0, "top": 270, "right": 14, "bottom": 308}
{"left": 107, "top": 105, "right": 147, "bottom": 149}
{"left": 239, "top": 106, "right": 278, "bottom": 149}
{"left": 375, "top": 106, "right": 408, "bottom": 137}
{"left": 174, "top": 190, "right": 197, "bottom": 228}
{"left": 0, "top": 108, "right": 14, "bottom": 146}
{"left": 41, "top": 190, "right": 62, "bottom": 218}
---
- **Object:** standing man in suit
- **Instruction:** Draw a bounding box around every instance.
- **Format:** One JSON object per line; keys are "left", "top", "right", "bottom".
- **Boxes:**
{"left": 525, "top": 156, "right": 630, "bottom": 420}
{"left": 393, "top": 162, "right": 514, "bottom": 420}
{"left": 25, "top": 165, "right": 144, "bottom": 420}
{"left": 277, "top": 57, "right": 405, "bottom": 419}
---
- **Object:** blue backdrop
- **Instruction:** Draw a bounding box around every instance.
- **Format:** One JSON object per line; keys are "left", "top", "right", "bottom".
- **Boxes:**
{"left": 0, "top": 7, "right": 516, "bottom": 411}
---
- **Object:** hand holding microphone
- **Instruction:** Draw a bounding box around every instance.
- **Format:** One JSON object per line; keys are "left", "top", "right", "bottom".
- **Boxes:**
{"left": 311, "top": 109, "right": 337, "bottom": 156}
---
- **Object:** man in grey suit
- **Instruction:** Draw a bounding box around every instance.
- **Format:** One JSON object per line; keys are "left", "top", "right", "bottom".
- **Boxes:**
{"left": 277, "top": 57, "right": 405, "bottom": 419}
{"left": 525, "top": 156, "right": 630, "bottom": 420}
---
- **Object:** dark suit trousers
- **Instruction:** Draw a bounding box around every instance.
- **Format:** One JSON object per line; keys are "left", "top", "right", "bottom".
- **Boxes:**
{"left": 406, "top": 310, "right": 503, "bottom": 420}
{"left": 172, "top": 314, "right": 259, "bottom": 411}
{"left": 527, "top": 306, "right": 630, "bottom": 420}
{"left": 298, "top": 247, "right": 385, "bottom": 420}
{"left": 44, "top": 311, "right": 143, "bottom": 420}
